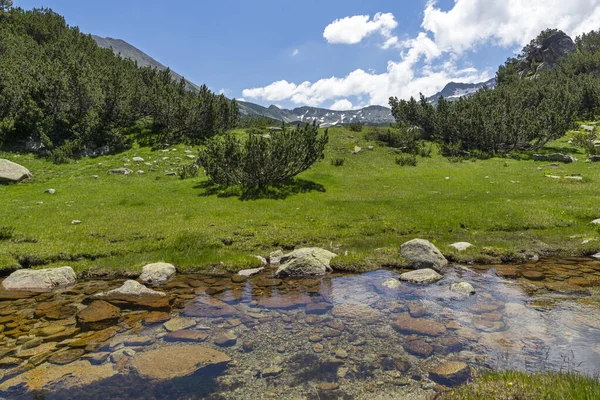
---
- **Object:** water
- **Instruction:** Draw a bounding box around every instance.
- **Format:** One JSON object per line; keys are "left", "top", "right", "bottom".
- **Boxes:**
{"left": 0, "top": 258, "right": 598, "bottom": 399}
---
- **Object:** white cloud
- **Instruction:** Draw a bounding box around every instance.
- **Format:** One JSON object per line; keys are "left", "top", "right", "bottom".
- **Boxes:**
{"left": 292, "top": 49, "right": 299, "bottom": 56}
{"left": 329, "top": 99, "right": 353, "bottom": 110}
{"left": 244, "top": 1, "right": 600, "bottom": 107}
{"left": 323, "top": 12, "right": 398, "bottom": 45}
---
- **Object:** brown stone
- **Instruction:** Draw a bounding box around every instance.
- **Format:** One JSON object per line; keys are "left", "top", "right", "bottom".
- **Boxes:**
{"left": 254, "top": 278, "right": 282, "bottom": 287}
{"left": 45, "top": 304, "right": 79, "bottom": 320}
{"left": 68, "top": 328, "right": 117, "bottom": 348}
{"left": 142, "top": 311, "right": 171, "bottom": 325}
{"left": 429, "top": 361, "right": 470, "bottom": 386}
{"left": 331, "top": 303, "right": 383, "bottom": 323}
{"left": 392, "top": 315, "right": 446, "bottom": 337}
{"left": 403, "top": 340, "right": 433, "bottom": 357}
{"left": 48, "top": 349, "right": 85, "bottom": 365}
{"left": 35, "top": 301, "right": 70, "bottom": 318}
{"left": 468, "top": 301, "right": 504, "bottom": 314}
{"left": 16, "top": 342, "right": 56, "bottom": 359}
{"left": 76, "top": 300, "right": 121, "bottom": 330}
{"left": 164, "top": 330, "right": 209, "bottom": 342}
{"left": 213, "top": 331, "right": 237, "bottom": 347}
{"left": 37, "top": 325, "right": 67, "bottom": 337}
{"left": 130, "top": 345, "right": 231, "bottom": 380}
{"left": 306, "top": 302, "right": 333, "bottom": 315}
{"left": 231, "top": 275, "right": 248, "bottom": 284}
{"left": 317, "top": 383, "right": 339, "bottom": 391}
{"left": 522, "top": 270, "right": 545, "bottom": 281}
{"left": 0, "top": 290, "right": 37, "bottom": 300}
{"left": 494, "top": 266, "right": 519, "bottom": 278}
{"left": 182, "top": 297, "right": 238, "bottom": 318}
{"left": 545, "top": 281, "right": 590, "bottom": 295}
{"left": 408, "top": 302, "right": 426, "bottom": 317}
{"left": 42, "top": 327, "right": 79, "bottom": 343}
{"left": 257, "top": 293, "right": 313, "bottom": 309}
{"left": 446, "top": 321, "right": 461, "bottom": 330}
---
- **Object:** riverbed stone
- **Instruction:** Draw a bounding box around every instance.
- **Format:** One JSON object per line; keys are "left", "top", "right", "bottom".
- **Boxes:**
{"left": 130, "top": 345, "right": 231, "bottom": 380}
{"left": 76, "top": 300, "right": 121, "bottom": 331}
{"left": 93, "top": 280, "right": 170, "bottom": 310}
{"left": 183, "top": 297, "right": 238, "bottom": 318}
{"left": 48, "top": 349, "right": 85, "bottom": 365}
{"left": 2, "top": 267, "right": 76, "bottom": 291}
{"left": 381, "top": 279, "right": 403, "bottom": 290}
{"left": 0, "top": 159, "right": 32, "bottom": 183}
{"left": 403, "top": 340, "right": 433, "bottom": 357}
{"left": 522, "top": 270, "right": 545, "bottom": 281}
{"left": 450, "top": 282, "right": 475, "bottom": 295}
{"left": 429, "top": 361, "right": 470, "bottom": 386}
{"left": 399, "top": 269, "right": 443, "bottom": 284}
{"left": 163, "top": 317, "right": 196, "bottom": 332}
{"left": 392, "top": 315, "right": 446, "bottom": 337}
{"left": 401, "top": 239, "right": 448, "bottom": 272}
{"left": 331, "top": 303, "right": 383, "bottom": 323}
{"left": 214, "top": 331, "right": 237, "bottom": 347}
{"left": 164, "top": 330, "right": 209, "bottom": 342}
{"left": 275, "top": 248, "right": 337, "bottom": 278}
{"left": 238, "top": 267, "right": 264, "bottom": 277}
{"left": 139, "top": 263, "right": 176, "bottom": 285}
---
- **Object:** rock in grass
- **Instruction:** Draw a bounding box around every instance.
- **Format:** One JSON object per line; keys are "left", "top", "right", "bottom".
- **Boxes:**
{"left": 533, "top": 153, "right": 577, "bottom": 163}
{"left": 401, "top": 239, "right": 448, "bottom": 272}
{"left": 275, "top": 248, "right": 337, "bottom": 278}
{"left": 0, "top": 159, "right": 32, "bottom": 183}
{"left": 450, "top": 282, "right": 475, "bottom": 295}
{"left": 2, "top": 267, "right": 76, "bottom": 291}
{"left": 45, "top": 189, "right": 56, "bottom": 194}
{"left": 132, "top": 157, "right": 144, "bottom": 162}
{"left": 399, "top": 269, "right": 443, "bottom": 285}
{"left": 449, "top": 242, "right": 472, "bottom": 251}
{"left": 139, "top": 262, "right": 176, "bottom": 285}
{"left": 592, "top": 219, "right": 600, "bottom": 225}
{"left": 108, "top": 168, "right": 133, "bottom": 175}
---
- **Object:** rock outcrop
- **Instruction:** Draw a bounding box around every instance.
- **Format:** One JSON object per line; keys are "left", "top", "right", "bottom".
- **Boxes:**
{"left": 275, "top": 248, "right": 337, "bottom": 278}
{"left": 533, "top": 153, "right": 577, "bottom": 163}
{"left": 2, "top": 267, "right": 76, "bottom": 291}
{"left": 0, "top": 159, "right": 32, "bottom": 183}
{"left": 400, "top": 239, "right": 448, "bottom": 272}
{"left": 518, "top": 31, "right": 576, "bottom": 79}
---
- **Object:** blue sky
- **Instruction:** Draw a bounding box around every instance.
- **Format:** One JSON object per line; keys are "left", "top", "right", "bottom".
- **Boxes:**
{"left": 14, "top": 0, "right": 600, "bottom": 110}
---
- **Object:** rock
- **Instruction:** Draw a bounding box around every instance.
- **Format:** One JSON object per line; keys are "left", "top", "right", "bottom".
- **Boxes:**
{"left": 392, "top": 315, "right": 446, "bottom": 337}
{"left": 581, "top": 125, "right": 595, "bottom": 131}
{"left": 71, "top": 220, "right": 81, "bottom": 225}
{"left": 139, "top": 262, "right": 176, "bottom": 285}
{"left": 163, "top": 317, "right": 196, "bottom": 332}
{"left": 257, "top": 293, "right": 313, "bottom": 309}
{"left": 331, "top": 303, "right": 383, "bottom": 323}
{"left": 400, "top": 239, "right": 448, "bottom": 272}
{"left": 214, "top": 331, "right": 237, "bottom": 347}
{"left": 262, "top": 365, "right": 283, "bottom": 377}
{"left": 48, "top": 349, "right": 85, "bottom": 365}
{"left": 68, "top": 328, "right": 118, "bottom": 349}
{"left": 522, "top": 270, "right": 545, "bottom": 281}
{"left": 92, "top": 280, "right": 169, "bottom": 310}
{"left": 164, "top": 330, "right": 209, "bottom": 342}
{"left": 76, "top": 300, "right": 121, "bottom": 330}
{"left": 231, "top": 275, "right": 248, "bottom": 283}
{"left": 269, "top": 250, "right": 284, "bottom": 265}
{"left": 518, "top": 31, "right": 576, "bottom": 78}
{"left": 494, "top": 266, "right": 519, "bottom": 278}
{"left": 1, "top": 267, "right": 76, "bottom": 291}
{"left": 38, "top": 325, "right": 67, "bottom": 337}
{"left": 533, "top": 153, "right": 577, "bottom": 163}
{"left": 237, "top": 267, "right": 264, "bottom": 277}
{"left": 255, "top": 256, "right": 268, "bottom": 266}
{"left": 318, "top": 383, "right": 339, "bottom": 391}
{"left": 0, "top": 159, "right": 32, "bottom": 183}
{"left": 45, "top": 189, "right": 56, "bottom": 194}
{"left": 165, "top": 171, "right": 177, "bottom": 176}
{"left": 381, "top": 279, "right": 403, "bottom": 290}
{"left": 403, "top": 340, "right": 433, "bottom": 357}
{"left": 450, "top": 282, "right": 475, "bottom": 295}
{"left": 399, "top": 269, "right": 443, "bottom": 285}
{"left": 132, "top": 157, "right": 144, "bottom": 162}
{"left": 306, "top": 302, "right": 333, "bottom": 315}
{"left": 183, "top": 297, "right": 238, "bottom": 318}
{"left": 429, "top": 361, "right": 470, "bottom": 386}
{"left": 334, "top": 349, "right": 348, "bottom": 359}
{"left": 592, "top": 219, "right": 600, "bottom": 225}
{"left": 275, "top": 248, "right": 337, "bottom": 278}
{"left": 108, "top": 168, "right": 133, "bottom": 175}
{"left": 589, "top": 156, "right": 600, "bottom": 162}
{"left": 450, "top": 242, "right": 472, "bottom": 251}
{"left": 130, "top": 345, "right": 231, "bottom": 380}
{"left": 408, "top": 302, "right": 426, "bottom": 317}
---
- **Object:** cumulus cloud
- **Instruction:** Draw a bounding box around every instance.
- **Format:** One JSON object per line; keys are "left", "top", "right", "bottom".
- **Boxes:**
{"left": 292, "top": 49, "right": 299, "bottom": 56}
{"left": 329, "top": 99, "right": 353, "bottom": 110}
{"left": 323, "top": 12, "right": 398, "bottom": 45}
{"left": 244, "top": 0, "right": 600, "bottom": 107}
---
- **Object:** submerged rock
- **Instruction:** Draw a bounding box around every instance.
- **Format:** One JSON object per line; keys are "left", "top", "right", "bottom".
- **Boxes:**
{"left": 399, "top": 269, "right": 443, "bottom": 284}
{"left": 331, "top": 303, "right": 383, "bottom": 323}
{"left": 392, "top": 314, "right": 446, "bottom": 337}
{"left": 139, "top": 262, "right": 176, "bottom": 285}
{"left": 2, "top": 267, "right": 76, "bottom": 291}
{"left": 130, "top": 345, "right": 231, "bottom": 380}
{"left": 429, "top": 361, "right": 470, "bottom": 386}
{"left": 92, "top": 280, "right": 169, "bottom": 309}
{"left": 0, "top": 159, "right": 32, "bottom": 183}
{"left": 450, "top": 282, "right": 475, "bottom": 295}
{"left": 275, "top": 248, "right": 337, "bottom": 278}
{"left": 76, "top": 300, "right": 121, "bottom": 330}
{"left": 400, "top": 239, "right": 448, "bottom": 272}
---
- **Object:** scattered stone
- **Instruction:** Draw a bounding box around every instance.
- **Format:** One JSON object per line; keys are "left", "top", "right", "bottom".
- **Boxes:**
{"left": 165, "top": 172, "right": 177, "bottom": 176}
{"left": 381, "top": 279, "right": 403, "bottom": 290}
{"left": 581, "top": 125, "right": 595, "bottom": 131}
{"left": 255, "top": 256, "right": 268, "bottom": 266}
{"left": 331, "top": 303, "right": 383, "bottom": 323}
{"left": 93, "top": 280, "right": 169, "bottom": 310}
{"left": 242, "top": 340, "right": 255, "bottom": 352}
{"left": 130, "top": 345, "right": 231, "bottom": 380}
{"left": 2, "top": 266, "right": 76, "bottom": 291}
{"left": 163, "top": 317, "right": 196, "bottom": 332}
{"left": 48, "top": 349, "right": 85, "bottom": 365}
{"left": 592, "top": 219, "right": 600, "bottom": 225}
{"left": 403, "top": 340, "right": 433, "bottom": 357}
{"left": 0, "top": 159, "right": 33, "bottom": 183}
{"left": 392, "top": 315, "right": 446, "bottom": 337}
{"left": 522, "top": 270, "right": 545, "bottom": 281}
{"left": 429, "top": 361, "right": 470, "bottom": 386}
{"left": 306, "top": 302, "right": 333, "bottom": 315}
{"left": 450, "top": 242, "right": 472, "bottom": 251}
{"left": 400, "top": 239, "right": 448, "bottom": 272}
{"left": 318, "top": 383, "right": 339, "bottom": 391}
{"left": 399, "top": 269, "right": 443, "bottom": 285}
{"left": 334, "top": 349, "right": 348, "bottom": 359}
{"left": 313, "top": 343, "right": 324, "bottom": 353}
{"left": 237, "top": 267, "right": 264, "bottom": 277}
{"left": 450, "top": 282, "right": 475, "bottom": 295}
{"left": 38, "top": 325, "right": 67, "bottom": 337}
{"left": 71, "top": 220, "right": 81, "bottom": 225}
{"left": 494, "top": 266, "right": 519, "bottom": 278}
{"left": 408, "top": 302, "right": 426, "bottom": 318}
{"left": 214, "top": 331, "right": 237, "bottom": 347}
{"left": 308, "top": 335, "right": 323, "bottom": 343}
{"left": 108, "top": 168, "right": 133, "bottom": 175}
{"left": 45, "top": 189, "right": 56, "bottom": 194}
{"left": 139, "top": 262, "right": 176, "bottom": 285}
{"left": 164, "top": 330, "right": 208, "bottom": 342}
{"left": 76, "top": 300, "right": 121, "bottom": 330}
{"left": 352, "top": 146, "right": 362, "bottom": 154}
{"left": 231, "top": 275, "right": 248, "bottom": 283}
{"left": 262, "top": 365, "right": 283, "bottom": 377}
{"left": 275, "top": 248, "right": 337, "bottom": 278}
{"left": 533, "top": 153, "right": 577, "bottom": 163}
{"left": 182, "top": 297, "right": 238, "bottom": 318}
{"left": 132, "top": 157, "right": 144, "bottom": 162}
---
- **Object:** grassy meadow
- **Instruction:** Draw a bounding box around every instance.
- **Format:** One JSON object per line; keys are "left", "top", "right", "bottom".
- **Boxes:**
{"left": 1, "top": 125, "right": 600, "bottom": 275}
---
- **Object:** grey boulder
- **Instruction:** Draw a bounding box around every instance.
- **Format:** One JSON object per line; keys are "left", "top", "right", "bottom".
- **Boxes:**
{"left": 399, "top": 269, "right": 443, "bottom": 285}
{"left": 2, "top": 266, "right": 76, "bottom": 291}
{"left": 139, "top": 263, "right": 176, "bottom": 285}
{"left": 401, "top": 239, "right": 448, "bottom": 272}
{"left": 0, "top": 159, "right": 32, "bottom": 183}
{"left": 275, "top": 248, "right": 337, "bottom": 278}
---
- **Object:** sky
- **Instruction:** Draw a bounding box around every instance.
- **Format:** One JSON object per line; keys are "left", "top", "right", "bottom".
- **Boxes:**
{"left": 14, "top": 0, "right": 600, "bottom": 110}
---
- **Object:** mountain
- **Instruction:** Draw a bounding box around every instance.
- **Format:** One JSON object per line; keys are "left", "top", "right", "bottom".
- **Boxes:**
{"left": 427, "top": 78, "right": 497, "bottom": 105}
{"left": 92, "top": 35, "right": 394, "bottom": 125}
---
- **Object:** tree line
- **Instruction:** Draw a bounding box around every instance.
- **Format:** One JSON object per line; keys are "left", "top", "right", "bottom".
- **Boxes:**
{"left": 0, "top": 6, "right": 239, "bottom": 161}
{"left": 389, "top": 29, "right": 600, "bottom": 158}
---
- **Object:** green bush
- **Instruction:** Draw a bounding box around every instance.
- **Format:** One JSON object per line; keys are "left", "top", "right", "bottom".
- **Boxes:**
{"left": 330, "top": 158, "right": 345, "bottom": 166}
{"left": 572, "top": 131, "right": 599, "bottom": 155}
{"left": 198, "top": 122, "right": 328, "bottom": 187}
{"left": 0, "top": 226, "right": 15, "bottom": 240}
{"left": 347, "top": 122, "right": 364, "bottom": 132}
{"left": 395, "top": 154, "right": 417, "bottom": 167}
{"left": 178, "top": 163, "right": 200, "bottom": 180}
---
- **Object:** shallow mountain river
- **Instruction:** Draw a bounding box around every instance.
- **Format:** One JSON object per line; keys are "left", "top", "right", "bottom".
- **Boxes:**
{"left": 0, "top": 258, "right": 598, "bottom": 399}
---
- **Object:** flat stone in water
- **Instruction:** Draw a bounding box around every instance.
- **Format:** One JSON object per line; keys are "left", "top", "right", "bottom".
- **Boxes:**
{"left": 164, "top": 330, "right": 209, "bottom": 342}
{"left": 163, "top": 317, "right": 196, "bottom": 332}
{"left": 76, "top": 300, "right": 121, "bottom": 330}
{"left": 392, "top": 315, "right": 446, "bottom": 337}
{"left": 403, "top": 340, "right": 433, "bottom": 357}
{"left": 522, "top": 270, "right": 545, "bottom": 281}
{"left": 331, "top": 303, "right": 383, "bottom": 323}
{"left": 214, "top": 331, "right": 237, "bottom": 347}
{"left": 48, "top": 349, "right": 85, "bottom": 365}
{"left": 183, "top": 297, "right": 238, "bottom": 318}
{"left": 429, "top": 361, "right": 470, "bottom": 386}
{"left": 399, "top": 269, "right": 443, "bottom": 284}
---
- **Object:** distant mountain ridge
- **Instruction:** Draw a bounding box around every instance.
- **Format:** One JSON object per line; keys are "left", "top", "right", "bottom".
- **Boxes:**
{"left": 427, "top": 78, "right": 497, "bottom": 105}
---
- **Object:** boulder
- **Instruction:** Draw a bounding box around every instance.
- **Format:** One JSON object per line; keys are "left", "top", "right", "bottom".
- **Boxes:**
{"left": 269, "top": 250, "right": 284, "bottom": 265}
{"left": 518, "top": 31, "right": 576, "bottom": 78}
{"left": 429, "top": 361, "right": 471, "bottom": 386}
{"left": 381, "top": 278, "right": 403, "bottom": 289}
{"left": 400, "top": 239, "right": 448, "bottom": 272}
{"left": 275, "top": 247, "right": 337, "bottom": 278}
{"left": 449, "top": 242, "right": 472, "bottom": 251}
{"left": 392, "top": 315, "right": 446, "bottom": 337}
{"left": 139, "top": 262, "right": 176, "bottom": 285}
{"left": 331, "top": 303, "right": 383, "bottom": 323}
{"left": 589, "top": 155, "right": 600, "bottom": 162}
{"left": 130, "top": 345, "right": 231, "bottom": 380}
{"left": 92, "top": 280, "right": 170, "bottom": 309}
{"left": 237, "top": 267, "right": 264, "bottom": 277}
{"left": 399, "top": 269, "right": 443, "bottom": 285}
{"left": 76, "top": 300, "right": 121, "bottom": 330}
{"left": 533, "top": 153, "right": 577, "bottom": 163}
{"left": 0, "top": 159, "right": 32, "bottom": 183}
{"left": 108, "top": 168, "right": 133, "bottom": 175}
{"left": 450, "top": 282, "right": 475, "bottom": 295}
{"left": 2, "top": 267, "right": 76, "bottom": 291}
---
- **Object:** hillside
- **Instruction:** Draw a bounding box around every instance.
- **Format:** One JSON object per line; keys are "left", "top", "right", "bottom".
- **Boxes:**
{"left": 427, "top": 78, "right": 497, "bottom": 105}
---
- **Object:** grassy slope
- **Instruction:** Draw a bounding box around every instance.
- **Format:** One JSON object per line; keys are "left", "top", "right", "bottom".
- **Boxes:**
{"left": 1, "top": 126, "right": 599, "bottom": 275}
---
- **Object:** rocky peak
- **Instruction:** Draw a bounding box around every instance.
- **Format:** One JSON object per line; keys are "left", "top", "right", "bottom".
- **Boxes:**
{"left": 519, "top": 31, "right": 576, "bottom": 79}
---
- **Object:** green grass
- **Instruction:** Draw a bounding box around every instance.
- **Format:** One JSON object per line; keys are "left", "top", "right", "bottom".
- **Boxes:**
{"left": 445, "top": 371, "right": 600, "bottom": 400}
{"left": 1, "top": 124, "right": 600, "bottom": 275}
